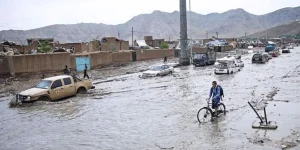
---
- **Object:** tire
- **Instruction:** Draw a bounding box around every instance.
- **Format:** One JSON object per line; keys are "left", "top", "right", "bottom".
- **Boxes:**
{"left": 231, "top": 71, "right": 233, "bottom": 74}
{"left": 156, "top": 74, "right": 160, "bottom": 77}
{"left": 169, "top": 71, "right": 172, "bottom": 75}
{"left": 218, "top": 103, "right": 226, "bottom": 116}
{"left": 227, "top": 70, "right": 230, "bottom": 74}
{"left": 197, "top": 107, "right": 213, "bottom": 123}
{"left": 38, "top": 96, "right": 50, "bottom": 101}
{"left": 77, "top": 87, "right": 87, "bottom": 94}
{"left": 238, "top": 68, "right": 241, "bottom": 71}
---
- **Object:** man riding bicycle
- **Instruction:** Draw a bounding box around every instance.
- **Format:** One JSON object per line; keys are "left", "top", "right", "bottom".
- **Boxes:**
{"left": 208, "top": 81, "right": 222, "bottom": 116}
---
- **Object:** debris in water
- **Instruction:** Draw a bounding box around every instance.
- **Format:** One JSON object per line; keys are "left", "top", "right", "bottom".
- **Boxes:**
{"left": 281, "top": 145, "right": 287, "bottom": 149}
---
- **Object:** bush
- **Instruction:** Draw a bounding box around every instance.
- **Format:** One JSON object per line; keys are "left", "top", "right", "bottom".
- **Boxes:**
{"left": 160, "top": 43, "right": 169, "bottom": 49}
{"left": 38, "top": 41, "right": 52, "bottom": 53}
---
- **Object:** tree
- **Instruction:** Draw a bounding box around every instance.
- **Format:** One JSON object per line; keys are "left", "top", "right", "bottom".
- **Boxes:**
{"left": 160, "top": 42, "right": 169, "bottom": 49}
{"left": 37, "top": 41, "right": 52, "bottom": 53}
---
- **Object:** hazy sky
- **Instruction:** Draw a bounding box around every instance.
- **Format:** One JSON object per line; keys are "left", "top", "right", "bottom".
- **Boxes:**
{"left": 0, "top": 0, "right": 299, "bottom": 31}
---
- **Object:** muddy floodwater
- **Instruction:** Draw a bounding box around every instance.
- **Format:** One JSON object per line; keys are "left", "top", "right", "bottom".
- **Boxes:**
{"left": 1, "top": 48, "right": 300, "bottom": 150}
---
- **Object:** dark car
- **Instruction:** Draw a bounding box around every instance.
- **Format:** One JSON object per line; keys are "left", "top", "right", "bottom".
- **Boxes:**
{"left": 193, "top": 53, "right": 215, "bottom": 67}
{"left": 252, "top": 53, "right": 268, "bottom": 64}
{"left": 282, "top": 49, "right": 291, "bottom": 53}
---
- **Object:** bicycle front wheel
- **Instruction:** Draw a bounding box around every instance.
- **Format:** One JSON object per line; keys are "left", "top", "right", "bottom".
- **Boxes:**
{"left": 218, "top": 103, "right": 226, "bottom": 115}
{"left": 197, "top": 107, "right": 213, "bottom": 123}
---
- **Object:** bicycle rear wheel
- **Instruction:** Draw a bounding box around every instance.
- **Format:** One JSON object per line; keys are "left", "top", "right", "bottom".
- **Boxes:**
{"left": 217, "top": 103, "right": 226, "bottom": 116}
{"left": 197, "top": 107, "right": 213, "bottom": 123}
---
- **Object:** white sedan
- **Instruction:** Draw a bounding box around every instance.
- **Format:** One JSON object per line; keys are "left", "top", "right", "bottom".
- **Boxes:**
{"left": 142, "top": 65, "right": 174, "bottom": 77}
{"left": 235, "top": 59, "right": 244, "bottom": 67}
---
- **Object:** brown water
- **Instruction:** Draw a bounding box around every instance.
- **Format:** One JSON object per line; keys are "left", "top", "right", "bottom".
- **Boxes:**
{"left": 1, "top": 48, "right": 300, "bottom": 150}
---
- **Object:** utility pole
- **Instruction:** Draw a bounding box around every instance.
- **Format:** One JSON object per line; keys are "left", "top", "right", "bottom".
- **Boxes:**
{"left": 266, "top": 29, "right": 269, "bottom": 41}
{"left": 257, "top": 16, "right": 260, "bottom": 47}
{"left": 244, "top": 32, "right": 247, "bottom": 42}
{"left": 206, "top": 32, "right": 208, "bottom": 39}
{"left": 216, "top": 32, "right": 219, "bottom": 39}
{"left": 179, "top": 0, "right": 190, "bottom": 65}
{"left": 132, "top": 27, "right": 134, "bottom": 47}
{"left": 189, "top": 0, "right": 192, "bottom": 63}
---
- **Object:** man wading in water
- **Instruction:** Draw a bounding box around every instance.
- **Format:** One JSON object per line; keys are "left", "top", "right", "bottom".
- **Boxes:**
{"left": 83, "top": 64, "right": 89, "bottom": 79}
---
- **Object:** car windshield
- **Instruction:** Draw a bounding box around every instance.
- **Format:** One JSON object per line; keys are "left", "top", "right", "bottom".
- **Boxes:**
{"left": 194, "top": 54, "right": 204, "bottom": 59}
{"left": 253, "top": 54, "right": 262, "bottom": 58}
{"left": 36, "top": 80, "right": 52, "bottom": 89}
{"left": 217, "top": 63, "right": 229, "bottom": 69}
{"left": 150, "top": 66, "right": 162, "bottom": 71}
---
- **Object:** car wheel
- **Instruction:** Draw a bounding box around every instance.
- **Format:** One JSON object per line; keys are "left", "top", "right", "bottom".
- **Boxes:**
{"left": 38, "top": 96, "right": 50, "bottom": 101}
{"left": 156, "top": 74, "right": 160, "bottom": 77}
{"left": 77, "top": 87, "right": 87, "bottom": 94}
{"left": 169, "top": 71, "right": 172, "bottom": 75}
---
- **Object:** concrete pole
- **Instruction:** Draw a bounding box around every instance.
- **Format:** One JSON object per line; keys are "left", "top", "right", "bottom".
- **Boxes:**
{"left": 179, "top": 0, "right": 190, "bottom": 65}
{"left": 189, "top": 0, "right": 193, "bottom": 63}
{"left": 132, "top": 27, "right": 134, "bottom": 47}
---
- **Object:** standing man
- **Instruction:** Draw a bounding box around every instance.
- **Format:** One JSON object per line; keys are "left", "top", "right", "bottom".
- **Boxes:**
{"left": 63, "top": 65, "right": 70, "bottom": 75}
{"left": 83, "top": 64, "right": 89, "bottom": 79}
{"left": 208, "top": 81, "right": 221, "bottom": 116}
{"left": 163, "top": 56, "right": 167, "bottom": 63}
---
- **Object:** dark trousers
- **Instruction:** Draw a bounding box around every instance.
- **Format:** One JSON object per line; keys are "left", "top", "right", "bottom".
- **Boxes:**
{"left": 84, "top": 72, "right": 89, "bottom": 79}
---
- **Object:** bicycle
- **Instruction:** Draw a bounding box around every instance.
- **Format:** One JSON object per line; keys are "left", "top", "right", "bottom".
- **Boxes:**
{"left": 197, "top": 98, "right": 226, "bottom": 123}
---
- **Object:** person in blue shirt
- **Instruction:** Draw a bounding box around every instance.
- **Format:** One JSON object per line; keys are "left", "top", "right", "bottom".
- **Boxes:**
{"left": 208, "top": 81, "right": 221, "bottom": 116}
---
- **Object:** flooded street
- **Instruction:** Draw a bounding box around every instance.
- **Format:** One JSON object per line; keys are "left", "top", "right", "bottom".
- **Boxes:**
{"left": 1, "top": 48, "right": 300, "bottom": 150}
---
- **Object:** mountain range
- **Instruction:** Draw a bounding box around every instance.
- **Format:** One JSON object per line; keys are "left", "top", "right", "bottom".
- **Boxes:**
{"left": 248, "top": 20, "right": 300, "bottom": 38}
{"left": 0, "top": 6, "right": 300, "bottom": 45}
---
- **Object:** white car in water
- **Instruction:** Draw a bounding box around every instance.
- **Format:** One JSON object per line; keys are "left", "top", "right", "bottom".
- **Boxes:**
{"left": 215, "top": 63, "right": 240, "bottom": 74}
{"left": 142, "top": 65, "right": 174, "bottom": 77}
{"left": 235, "top": 59, "right": 244, "bottom": 67}
{"left": 215, "top": 56, "right": 240, "bottom": 74}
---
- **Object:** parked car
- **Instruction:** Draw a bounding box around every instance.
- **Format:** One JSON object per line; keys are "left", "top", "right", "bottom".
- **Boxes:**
{"left": 235, "top": 59, "right": 244, "bottom": 67}
{"left": 269, "top": 51, "right": 278, "bottom": 57}
{"left": 142, "top": 64, "right": 174, "bottom": 77}
{"left": 288, "top": 45, "right": 294, "bottom": 49}
{"left": 16, "top": 75, "right": 95, "bottom": 102}
{"left": 282, "top": 49, "right": 291, "bottom": 53}
{"left": 193, "top": 52, "right": 216, "bottom": 67}
{"left": 215, "top": 63, "right": 240, "bottom": 74}
{"left": 262, "top": 53, "right": 271, "bottom": 61}
{"left": 252, "top": 53, "right": 268, "bottom": 63}
{"left": 215, "top": 56, "right": 240, "bottom": 74}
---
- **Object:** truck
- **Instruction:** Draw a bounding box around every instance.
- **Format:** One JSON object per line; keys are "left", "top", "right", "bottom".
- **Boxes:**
{"left": 265, "top": 41, "right": 278, "bottom": 52}
{"left": 15, "top": 75, "right": 95, "bottom": 102}
{"left": 193, "top": 52, "right": 216, "bottom": 67}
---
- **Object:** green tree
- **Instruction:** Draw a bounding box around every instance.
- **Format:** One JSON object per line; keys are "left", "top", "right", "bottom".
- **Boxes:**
{"left": 159, "top": 42, "right": 169, "bottom": 49}
{"left": 37, "top": 41, "right": 52, "bottom": 53}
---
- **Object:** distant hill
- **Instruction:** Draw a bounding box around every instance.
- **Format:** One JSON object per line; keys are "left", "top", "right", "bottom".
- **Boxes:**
{"left": 248, "top": 21, "right": 300, "bottom": 38}
{"left": 0, "top": 6, "right": 300, "bottom": 44}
